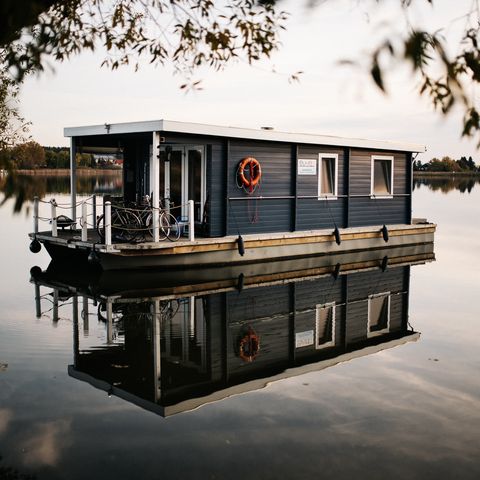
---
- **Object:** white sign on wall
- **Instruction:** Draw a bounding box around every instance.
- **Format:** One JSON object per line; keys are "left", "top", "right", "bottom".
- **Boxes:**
{"left": 298, "top": 158, "right": 317, "bottom": 175}
{"left": 295, "top": 330, "right": 314, "bottom": 348}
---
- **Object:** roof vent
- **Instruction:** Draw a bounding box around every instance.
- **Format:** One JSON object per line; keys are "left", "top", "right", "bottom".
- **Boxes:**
{"left": 260, "top": 126, "right": 274, "bottom": 130}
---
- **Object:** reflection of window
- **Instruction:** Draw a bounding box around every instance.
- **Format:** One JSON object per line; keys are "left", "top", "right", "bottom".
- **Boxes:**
{"left": 367, "top": 293, "right": 391, "bottom": 337}
{"left": 318, "top": 154, "right": 338, "bottom": 199}
{"left": 371, "top": 155, "right": 394, "bottom": 197}
{"left": 315, "top": 302, "right": 336, "bottom": 349}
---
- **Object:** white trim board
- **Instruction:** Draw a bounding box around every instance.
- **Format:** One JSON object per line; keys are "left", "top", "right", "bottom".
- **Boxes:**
{"left": 64, "top": 119, "right": 426, "bottom": 153}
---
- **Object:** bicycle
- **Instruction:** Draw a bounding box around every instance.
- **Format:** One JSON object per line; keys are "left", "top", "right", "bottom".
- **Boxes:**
{"left": 138, "top": 196, "right": 182, "bottom": 242}
{"left": 96, "top": 202, "right": 141, "bottom": 243}
{"left": 96, "top": 196, "right": 182, "bottom": 243}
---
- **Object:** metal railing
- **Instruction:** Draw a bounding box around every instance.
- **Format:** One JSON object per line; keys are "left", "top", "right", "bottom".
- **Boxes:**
{"left": 32, "top": 195, "right": 196, "bottom": 246}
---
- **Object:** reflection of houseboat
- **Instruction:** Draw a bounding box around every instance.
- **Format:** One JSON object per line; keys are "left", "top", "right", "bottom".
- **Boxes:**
{"left": 31, "top": 244, "right": 434, "bottom": 416}
{"left": 29, "top": 120, "right": 435, "bottom": 269}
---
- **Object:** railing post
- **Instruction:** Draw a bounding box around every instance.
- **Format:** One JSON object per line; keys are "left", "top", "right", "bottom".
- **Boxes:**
{"left": 188, "top": 199, "right": 195, "bottom": 242}
{"left": 152, "top": 206, "right": 159, "bottom": 242}
{"left": 33, "top": 196, "right": 39, "bottom": 234}
{"left": 53, "top": 289, "right": 59, "bottom": 324}
{"left": 51, "top": 199, "right": 57, "bottom": 237}
{"left": 92, "top": 194, "right": 97, "bottom": 229}
{"left": 34, "top": 283, "right": 41, "bottom": 319}
{"left": 106, "top": 299, "right": 113, "bottom": 344}
{"left": 105, "top": 201, "right": 112, "bottom": 246}
{"left": 81, "top": 201, "right": 88, "bottom": 241}
{"left": 82, "top": 296, "right": 89, "bottom": 336}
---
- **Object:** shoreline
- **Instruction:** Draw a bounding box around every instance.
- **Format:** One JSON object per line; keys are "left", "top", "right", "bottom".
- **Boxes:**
{"left": 14, "top": 168, "right": 122, "bottom": 176}
{"left": 414, "top": 171, "right": 480, "bottom": 177}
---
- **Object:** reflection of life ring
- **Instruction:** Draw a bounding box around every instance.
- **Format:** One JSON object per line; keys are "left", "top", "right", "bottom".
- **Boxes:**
{"left": 238, "top": 327, "right": 260, "bottom": 363}
{"left": 238, "top": 157, "right": 262, "bottom": 192}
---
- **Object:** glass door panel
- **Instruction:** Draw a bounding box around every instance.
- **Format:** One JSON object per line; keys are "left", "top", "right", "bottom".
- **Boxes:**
{"left": 157, "top": 150, "right": 165, "bottom": 203}
{"left": 187, "top": 148, "right": 203, "bottom": 222}
{"left": 169, "top": 150, "right": 183, "bottom": 213}
{"left": 160, "top": 145, "right": 204, "bottom": 221}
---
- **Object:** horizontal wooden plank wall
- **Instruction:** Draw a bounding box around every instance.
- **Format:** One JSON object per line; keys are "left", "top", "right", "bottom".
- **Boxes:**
{"left": 209, "top": 266, "right": 411, "bottom": 382}
{"left": 159, "top": 132, "right": 412, "bottom": 236}
{"left": 156, "top": 266, "right": 412, "bottom": 403}
{"left": 206, "top": 142, "right": 226, "bottom": 237}
{"left": 227, "top": 140, "right": 292, "bottom": 235}
{"left": 296, "top": 146, "right": 346, "bottom": 230}
{"left": 349, "top": 149, "right": 410, "bottom": 226}
{"left": 345, "top": 267, "right": 408, "bottom": 345}
{"left": 78, "top": 131, "right": 414, "bottom": 238}
{"left": 224, "top": 139, "right": 411, "bottom": 236}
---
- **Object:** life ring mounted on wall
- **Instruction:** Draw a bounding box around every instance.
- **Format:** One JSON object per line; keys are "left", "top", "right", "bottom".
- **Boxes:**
{"left": 237, "top": 156, "right": 262, "bottom": 193}
{"left": 238, "top": 326, "right": 261, "bottom": 363}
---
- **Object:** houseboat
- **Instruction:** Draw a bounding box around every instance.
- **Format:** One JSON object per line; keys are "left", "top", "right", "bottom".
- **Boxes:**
{"left": 29, "top": 120, "right": 435, "bottom": 269}
{"left": 30, "top": 244, "right": 434, "bottom": 416}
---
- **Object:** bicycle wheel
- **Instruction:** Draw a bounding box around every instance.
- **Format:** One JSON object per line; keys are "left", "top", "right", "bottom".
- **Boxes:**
{"left": 146, "top": 212, "right": 169, "bottom": 241}
{"left": 111, "top": 208, "right": 142, "bottom": 243}
{"left": 163, "top": 212, "right": 181, "bottom": 241}
{"left": 96, "top": 214, "right": 105, "bottom": 240}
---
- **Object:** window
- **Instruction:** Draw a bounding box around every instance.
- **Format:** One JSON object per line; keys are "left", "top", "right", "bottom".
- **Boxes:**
{"left": 318, "top": 154, "right": 338, "bottom": 200}
{"left": 371, "top": 155, "right": 394, "bottom": 198}
{"left": 367, "top": 293, "right": 391, "bottom": 338}
{"left": 315, "top": 302, "right": 336, "bottom": 349}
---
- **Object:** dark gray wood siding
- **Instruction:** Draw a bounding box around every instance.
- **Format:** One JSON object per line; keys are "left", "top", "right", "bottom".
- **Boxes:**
{"left": 296, "top": 146, "right": 347, "bottom": 230}
{"left": 349, "top": 149, "right": 410, "bottom": 226}
{"left": 206, "top": 142, "right": 226, "bottom": 237}
{"left": 346, "top": 268, "right": 408, "bottom": 345}
{"left": 160, "top": 132, "right": 412, "bottom": 236}
{"left": 71, "top": 266, "right": 414, "bottom": 410}
{"left": 227, "top": 140, "right": 293, "bottom": 235}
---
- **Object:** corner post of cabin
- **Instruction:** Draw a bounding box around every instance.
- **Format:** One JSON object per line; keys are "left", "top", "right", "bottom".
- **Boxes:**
{"left": 224, "top": 139, "right": 231, "bottom": 236}
{"left": 82, "top": 296, "right": 89, "bottom": 335}
{"left": 288, "top": 282, "right": 296, "bottom": 365}
{"left": 151, "top": 132, "right": 161, "bottom": 242}
{"left": 53, "top": 289, "right": 59, "bottom": 323}
{"left": 34, "top": 283, "right": 41, "bottom": 319}
{"left": 407, "top": 152, "right": 413, "bottom": 224}
{"left": 291, "top": 144, "right": 298, "bottom": 232}
{"left": 344, "top": 148, "right": 351, "bottom": 228}
{"left": 72, "top": 295, "right": 79, "bottom": 367}
{"left": 341, "top": 273, "right": 348, "bottom": 348}
{"left": 402, "top": 266, "right": 411, "bottom": 330}
{"left": 152, "top": 300, "right": 161, "bottom": 402}
{"left": 70, "top": 136, "right": 77, "bottom": 224}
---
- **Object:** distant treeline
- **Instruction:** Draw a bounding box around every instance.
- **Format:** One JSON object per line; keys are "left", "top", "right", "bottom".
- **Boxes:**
{"left": 0, "top": 141, "right": 120, "bottom": 170}
{"left": 414, "top": 156, "right": 479, "bottom": 173}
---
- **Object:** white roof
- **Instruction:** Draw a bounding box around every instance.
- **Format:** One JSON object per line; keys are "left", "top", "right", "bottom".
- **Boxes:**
{"left": 64, "top": 119, "right": 426, "bottom": 152}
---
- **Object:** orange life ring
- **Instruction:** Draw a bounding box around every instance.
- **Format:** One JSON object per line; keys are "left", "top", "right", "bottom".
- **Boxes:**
{"left": 238, "top": 157, "right": 262, "bottom": 192}
{"left": 238, "top": 327, "right": 260, "bottom": 363}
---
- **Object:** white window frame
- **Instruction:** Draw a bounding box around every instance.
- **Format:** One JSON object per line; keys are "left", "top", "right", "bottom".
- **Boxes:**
{"left": 315, "top": 302, "right": 336, "bottom": 349}
{"left": 367, "top": 292, "right": 391, "bottom": 338}
{"left": 318, "top": 153, "right": 338, "bottom": 200}
{"left": 371, "top": 155, "right": 394, "bottom": 199}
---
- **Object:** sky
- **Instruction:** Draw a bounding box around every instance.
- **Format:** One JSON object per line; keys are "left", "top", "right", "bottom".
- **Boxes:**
{"left": 17, "top": 0, "right": 480, "bottom": 162}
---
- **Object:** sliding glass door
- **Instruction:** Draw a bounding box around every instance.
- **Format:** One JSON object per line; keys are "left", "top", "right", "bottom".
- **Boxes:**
{"left": 159, "top": 145, "right": 205, "bottom": 221}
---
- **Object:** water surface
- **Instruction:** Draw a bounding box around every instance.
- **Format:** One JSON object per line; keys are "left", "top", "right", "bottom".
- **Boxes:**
{"left": 0, "top": 175, "right": 479, "bottom": 480}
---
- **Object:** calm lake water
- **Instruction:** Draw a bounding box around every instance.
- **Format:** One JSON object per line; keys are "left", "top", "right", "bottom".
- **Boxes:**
{"left": 0, "top": 174, "right": 479, "bottom": 479}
